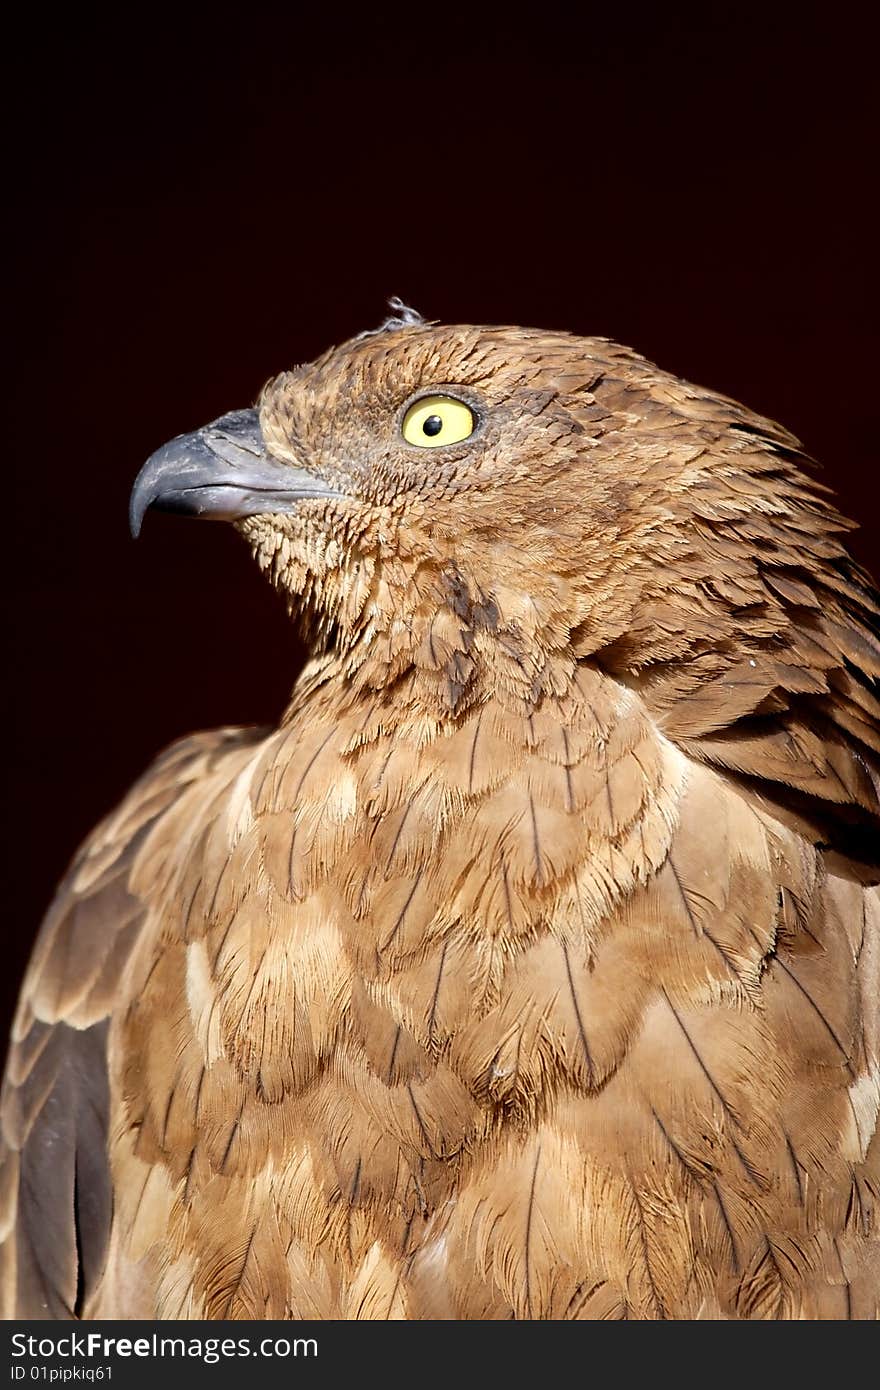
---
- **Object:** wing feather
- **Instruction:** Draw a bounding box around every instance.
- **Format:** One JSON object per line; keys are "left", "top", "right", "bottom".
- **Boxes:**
{"left": 0, "top": 726, "right": 264, "bottom": 1318}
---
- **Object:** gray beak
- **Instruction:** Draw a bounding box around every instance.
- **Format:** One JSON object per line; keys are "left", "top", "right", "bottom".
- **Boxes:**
{"left": 129, "top": 408, "right": 340, "bottom": 538}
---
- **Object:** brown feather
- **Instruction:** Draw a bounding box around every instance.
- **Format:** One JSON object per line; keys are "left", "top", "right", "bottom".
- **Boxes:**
{"left": 3, "top": 320, "right": 878, "bottom": 1318}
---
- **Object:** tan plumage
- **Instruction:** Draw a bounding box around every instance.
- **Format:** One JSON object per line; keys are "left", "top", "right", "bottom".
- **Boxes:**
{"left": 2, "top": 311, "right": 878, "bottom": 1319}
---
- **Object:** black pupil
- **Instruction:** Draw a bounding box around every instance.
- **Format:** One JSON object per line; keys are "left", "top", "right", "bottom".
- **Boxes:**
{"left": 422, "top": 415, "right": 443, "bottom": 437}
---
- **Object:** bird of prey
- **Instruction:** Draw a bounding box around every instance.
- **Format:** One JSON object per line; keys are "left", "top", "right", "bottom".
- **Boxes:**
{"left": 1, "top": 305, "right": 878, "bottom": 1320}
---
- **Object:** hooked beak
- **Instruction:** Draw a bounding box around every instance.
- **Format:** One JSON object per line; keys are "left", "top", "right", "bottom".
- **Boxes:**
{"left": 129, "top": 408, "right": 341, "bottom": 538}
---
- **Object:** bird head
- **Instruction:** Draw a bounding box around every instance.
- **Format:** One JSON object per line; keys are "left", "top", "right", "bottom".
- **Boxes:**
{"left": 130, "top": 304, "right": 876, "bottom": 726}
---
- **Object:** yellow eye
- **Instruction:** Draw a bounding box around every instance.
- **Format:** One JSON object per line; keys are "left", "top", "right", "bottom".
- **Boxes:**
{"left": 401, "top": 395, "right": 476, "bottom": 448}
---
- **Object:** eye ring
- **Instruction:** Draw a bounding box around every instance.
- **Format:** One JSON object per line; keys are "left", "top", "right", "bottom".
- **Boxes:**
{"left": 401, "top": 394, "right": 477, "bottom": 449}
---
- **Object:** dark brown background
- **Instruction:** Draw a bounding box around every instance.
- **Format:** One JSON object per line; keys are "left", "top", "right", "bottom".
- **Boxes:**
{"left": 3, "top": 6, "right": 877, "bottom": 1043}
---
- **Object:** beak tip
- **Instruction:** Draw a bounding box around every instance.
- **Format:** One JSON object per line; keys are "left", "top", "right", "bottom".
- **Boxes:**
{"left": 129, "top": 409, "right": 264, "bottom": 537}
{"left": 128, "top": 474, "right": 153, "bottom": 539}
